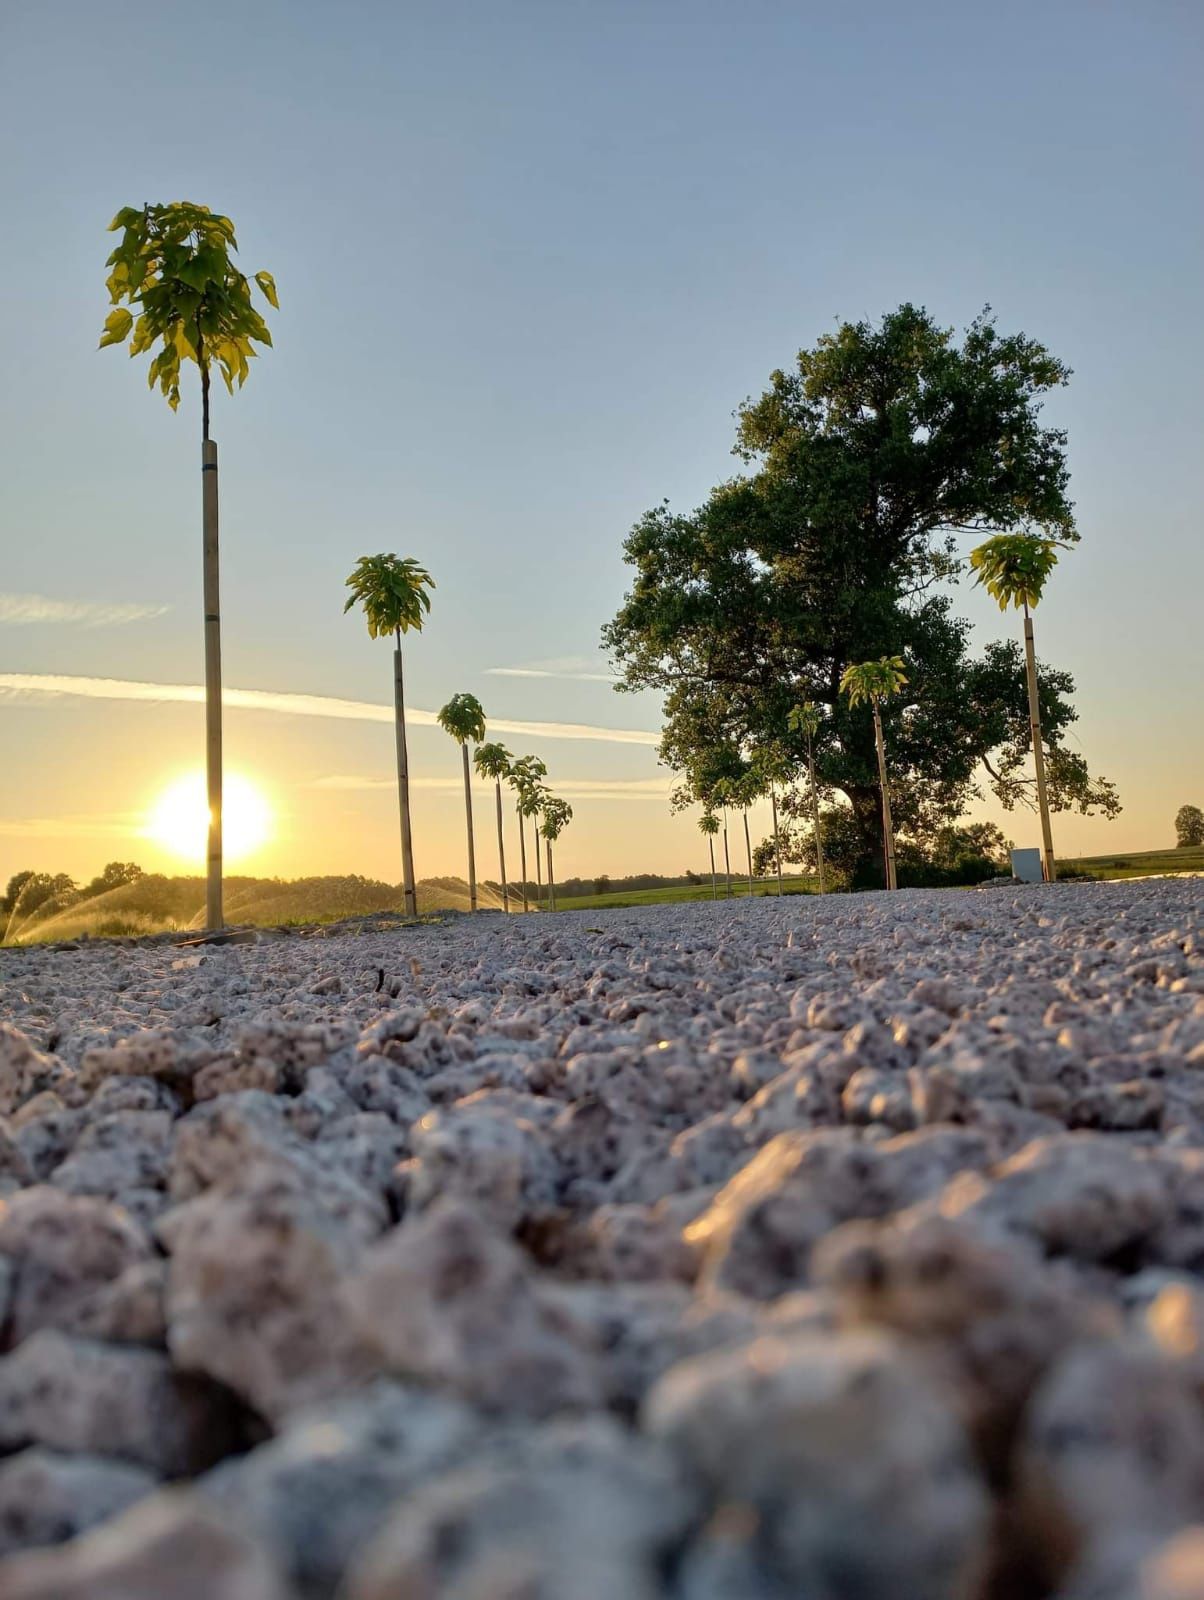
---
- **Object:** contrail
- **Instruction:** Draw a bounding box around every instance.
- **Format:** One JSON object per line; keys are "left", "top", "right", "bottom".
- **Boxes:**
{"left": 0, "top": 673, "right": 662, "bottom": 748}
{"left": 313, "top": 774, "right": 673, "bottom": 799}
{"left": 0, "top": 594, "right": 168, "bottom": 627}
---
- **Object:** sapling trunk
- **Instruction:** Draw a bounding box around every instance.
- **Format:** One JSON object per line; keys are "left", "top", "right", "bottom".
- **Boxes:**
{"left": 534, "top": 816, "right": 542, "bottom": 907}
{"left": 722, "top": 816, "right": 733, "bottom": 898}
{"left": 709, "top": 838, "right": 717, "bottom": 899}
{"left": 516, "top": 803, "right": 529, "bottom": 912}
{"left": 393, "top": 633, "right": 418, "bottom": 916}
{"left": 743, "top": 811, "right": 754, "bottom": 897}
{"left": 1024, "top": 606, "right": 1057, "bottom": 882}
{"left": 771, "top": 790, "right": 783, "bottom": 896}
{"left": 872, "top": 703, "right": 897, "bottom": 891}
{"left": 807, "top": 739, "right": 825, "bottom": 892}
{"left": 201, "top": 434, "right": 223, "bottom": 932}
{"left": 546, "top": 838, "right": 556, "bottom": 911}
{"left": 494, "top": 780, "right": 509, "bottom": 912}
{"left": 461, "top": 744, "right": 477, "bottom": 911}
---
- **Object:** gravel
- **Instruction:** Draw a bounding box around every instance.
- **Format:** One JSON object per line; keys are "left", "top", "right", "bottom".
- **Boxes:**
{"left": 0, "top": 878, "right": 1201, "bottom": 1599}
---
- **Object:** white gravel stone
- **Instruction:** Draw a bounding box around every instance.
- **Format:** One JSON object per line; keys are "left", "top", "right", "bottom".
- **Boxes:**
{"left": 0, "top": 878, "right": 1199, "bottom": 1596}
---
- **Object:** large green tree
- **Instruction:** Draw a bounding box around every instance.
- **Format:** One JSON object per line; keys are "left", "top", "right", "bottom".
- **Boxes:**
{"left": 1176, "top": 805, "right": 1204, "bottom": 848}
{"left": 604, "top": 306, "right": 1118, "bottom": 879}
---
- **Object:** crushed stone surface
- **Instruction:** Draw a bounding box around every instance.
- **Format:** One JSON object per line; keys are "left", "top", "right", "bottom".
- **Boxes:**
{"left": 0, "top": 879, "right": 1202, "bottom": 1599}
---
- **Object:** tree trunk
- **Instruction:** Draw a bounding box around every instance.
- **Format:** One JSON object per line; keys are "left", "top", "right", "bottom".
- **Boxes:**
{"left": 534, "top": 815, "right": 542, "bottom": 908}
{"left": 872, "top": 703, "right": 897, "bottom": 891}
{"left": 461, "top": 743, "right": 477, "bottom": 911}
{"left": 743, "top": 811, "right": 754, "bottom": 897}
{"left": 393, "top": 636, "right": 417, "bottom": 916}
{"left": 722, "top": 816, "right": 733, "bottom": 898}
{"left": 516, "top": 804, "right": 529, "bottom": 912}
{"left": 807, "top": 739, "right": 825, "bottom": 892}
{"left": 201, "top": 435, "right": 223, "bottom": 932}
{"left": 1024, "top": 607, "right": 1057, "bottom": 882}
{"left": 546, "top": 838, "right": 555, "bottom": 911}
{"left": 494, "top": 780, "right": 509, "bottom": 912}
{"left": 771, "top": 790, "right": 783, "bottom": 895}
{"left": 709, "top": 838, "right": 717, "bottom": 899}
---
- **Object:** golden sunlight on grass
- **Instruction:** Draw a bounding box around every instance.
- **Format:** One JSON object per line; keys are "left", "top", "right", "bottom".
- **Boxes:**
{"left": 145, "top": 771, "right": 272, "bottom": 866}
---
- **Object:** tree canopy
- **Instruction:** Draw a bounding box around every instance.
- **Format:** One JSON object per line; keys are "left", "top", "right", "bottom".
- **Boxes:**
{"left": 344, "top": 555, "right": 435, "bottom": 640}
{"left": 437, "top": 693, "right": 487, "bottom": 745}
{"left": 603, "top": 305, "right": 1119, "bottom": 876}
{"left": 100, "top": 202, "right": 276, "bottom": 426}
{"left": 1175, "top": 804, "right": 1204, "bottom": 848}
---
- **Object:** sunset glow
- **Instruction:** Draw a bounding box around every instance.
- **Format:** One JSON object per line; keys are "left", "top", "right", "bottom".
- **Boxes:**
{"left": 145, "top": 772, "right": 272, "bottom": 866}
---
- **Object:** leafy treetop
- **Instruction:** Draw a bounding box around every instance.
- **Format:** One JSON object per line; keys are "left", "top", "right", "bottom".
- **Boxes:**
{"left": 969, "top": 534, "right": 1063, "bottom": 613}
{"left": 437, "top": 693, "right": 487, "bottom": 745}
{"left": 344, "top": 555, "right": 435, "bottom": 640}
{"left": 840, "top": 656, "right": 909, "bottom": 709}
{"left": 100, "top": 202, "right": 276, "bottom": 425}
{"left": 474, "top": 742, "right": 513, "bottom": 781}
{"left": 698, "top": 811, "right": 721, "bottom": 836}
{"left": 787, "top": 702, "right": 822, "bottom": 742}
{"left": 539, "top": 797, "right": 573, "bottom": 841}
{"left": 510, "top": 756, "right": 549, "bottom": 805}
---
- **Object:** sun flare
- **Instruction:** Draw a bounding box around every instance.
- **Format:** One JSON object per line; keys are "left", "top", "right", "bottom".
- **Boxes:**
{"left": 145, "top": 771, "right": 272, "bottom": 865}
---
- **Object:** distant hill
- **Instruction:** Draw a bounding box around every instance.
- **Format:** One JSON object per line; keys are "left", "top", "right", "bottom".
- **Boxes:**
{"left": 3, "top": 872, "right": 502, "bottom": 943}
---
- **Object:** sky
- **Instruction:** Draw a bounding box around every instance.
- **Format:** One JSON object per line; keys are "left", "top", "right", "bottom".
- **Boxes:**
{"left": 1, "top": 0, "right": 1201, "bottom": 890}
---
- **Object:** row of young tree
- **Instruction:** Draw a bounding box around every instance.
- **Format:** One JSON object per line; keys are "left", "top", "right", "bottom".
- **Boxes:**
{"left": 99, "top": 200, "right": 574, "bottom": 926}
{"left": 341, "top": 555, "right": 574, "bottom": 914}
{"left": 604, "top": 304, "right": 1122, "bottom": 888}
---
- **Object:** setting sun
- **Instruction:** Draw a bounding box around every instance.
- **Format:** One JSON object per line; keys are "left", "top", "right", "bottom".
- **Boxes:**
{"left": 145, "top": 772, "right": 272, "bottom": 866}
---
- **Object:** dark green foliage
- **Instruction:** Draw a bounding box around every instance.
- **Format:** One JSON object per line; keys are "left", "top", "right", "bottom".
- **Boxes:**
{"left": 80, "top": 862, "right": 144, "bottom": 900}
{"left": 753, "top": 808, "right": 1012, "bottom": 889}
{"left": 604, "top": 306, "right": 1120, "bottom": 878}
{"left": 1, "top": 872, "right": 77, "bottom": 919}
{"left": 437, "top": 693, "right": 487, "bottom": 745}
{"left": 1175, "top": 804, "right": 1204, "bottom": 848}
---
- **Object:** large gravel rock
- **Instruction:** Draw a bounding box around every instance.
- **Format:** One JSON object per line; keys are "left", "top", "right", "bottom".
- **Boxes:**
{"left": 646, "top": 1328, "right": 990, "bottom": 1598}
{"left": 0, "top": 1490, "right": 292, "bottom": 1599}
{"left": 0, "top": 1329, "right": 242, "bottom": 1474}
{"left": 0, "top": 1448, "right": 156, "bottom": 1557}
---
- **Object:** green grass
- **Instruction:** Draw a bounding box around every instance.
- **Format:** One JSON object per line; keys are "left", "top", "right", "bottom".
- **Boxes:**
{"left": 1057, "top": 845, "right": 1204, "bottom": 880}
{"left": 550, "top": 876, "right": 820, "bottom": 911}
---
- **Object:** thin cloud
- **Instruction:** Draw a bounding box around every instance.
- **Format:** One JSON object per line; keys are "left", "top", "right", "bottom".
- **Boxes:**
{"left": 0, "top": 813, "right": 136, "bottom": 839}
{"left": 0, "top": 673, "right": 661, "bottom": 747}
{"left": 0, "top": 593, "right": 168, "bottom": 628}
{"left": 485, "top": 654, "right": 617, "bottom": 683}
{"left": 313, "top": 774, "right": 673, "bottom": 800}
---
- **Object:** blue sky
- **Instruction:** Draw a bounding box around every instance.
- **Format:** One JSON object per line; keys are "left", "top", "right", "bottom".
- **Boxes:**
{"left": 1, "top": 0, "right": 1201, "bottom": 883}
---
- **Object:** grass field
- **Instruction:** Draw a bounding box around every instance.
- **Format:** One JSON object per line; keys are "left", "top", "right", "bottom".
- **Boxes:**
{"left": 550, "top": 876, "right": 819, "bottom": 911}
{"left": 1059, "top": 845, "right": 1204, "bottom": 880}
{"left": 549, "top": 846, "right": 1204, "bottom": 913}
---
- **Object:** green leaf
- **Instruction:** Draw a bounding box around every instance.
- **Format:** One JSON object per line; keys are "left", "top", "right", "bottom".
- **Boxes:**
{"left": 98, "top": 308, "right": 133, "bottom": 349}
{"left": 254, "top": 270, "right": 279, "bottom": 309}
